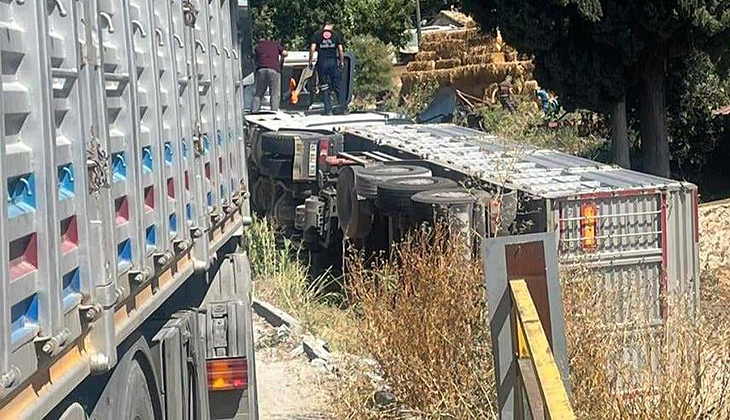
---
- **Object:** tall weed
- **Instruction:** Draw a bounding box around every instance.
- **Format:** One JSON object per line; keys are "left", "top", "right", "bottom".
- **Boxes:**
{"left": 342, "top": 224, "right": 497, "bottom": 418}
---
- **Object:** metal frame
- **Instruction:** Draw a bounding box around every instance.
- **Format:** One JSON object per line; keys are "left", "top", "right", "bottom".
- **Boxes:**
{"left": 482, "top": 232, "right": 571, "bottom": 420}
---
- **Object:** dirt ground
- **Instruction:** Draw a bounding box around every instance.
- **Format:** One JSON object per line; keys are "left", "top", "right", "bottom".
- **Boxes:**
{"left": 253, "top": 315, "right": 335, "bottom": 420}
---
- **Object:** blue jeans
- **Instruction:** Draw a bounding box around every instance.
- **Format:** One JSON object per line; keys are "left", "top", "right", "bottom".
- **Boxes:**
{"left": 317, "top": 60, "right": 344, "bottom": 114}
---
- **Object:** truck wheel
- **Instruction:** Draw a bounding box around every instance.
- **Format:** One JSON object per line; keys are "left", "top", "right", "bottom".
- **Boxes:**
{"left": 377, "top": 176, "right": 457, "bottom": 215}
{"left": 355, "top": 165, "right": 432, "bottom": 198}
{"left": 337, "top": 166, "right": 373, "bottom": 239}
{"left": 410, "top": 188, "right": 477, "bottom": 225}
{"left": 261, "top": 130, "right": 320, "bottom": 156}
{"left": 251, "top": 176, "right": 274, "bottom": 214}
{"left": 273, "top": 192, "right": 298, "bottom": 230}
{"left": 259, "top": 156, "right": 292, "bottom": 180}
{"left": 119, "top": 360, "right": 155, "bottom": 420}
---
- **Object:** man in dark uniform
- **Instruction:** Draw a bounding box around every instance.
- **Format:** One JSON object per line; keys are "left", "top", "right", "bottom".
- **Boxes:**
{"left": 308, "top": 20, "right": 347, "bottom": 115}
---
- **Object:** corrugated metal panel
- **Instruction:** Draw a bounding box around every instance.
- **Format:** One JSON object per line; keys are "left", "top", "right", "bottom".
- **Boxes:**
{"left": 558, "top": 193, "right": 662, "bottom": 259}
{"left": 664, "top": 186, "right": 700, "bottom": 318}
{"left": 0, "top": 0, "right": 247, "bottom": 416}
{"left": 342, "top": 124, "right": 683, "bottom": 199}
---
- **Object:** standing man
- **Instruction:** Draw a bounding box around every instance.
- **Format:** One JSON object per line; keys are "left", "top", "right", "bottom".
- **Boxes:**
{"left": 308, "top": 20, "right": 347, "bottom": 115}
{"left": 499, "top": 75, "right": 516, "bottom": 113}
{"left": 252, "top": 38, "right": 287, "bottom": 112}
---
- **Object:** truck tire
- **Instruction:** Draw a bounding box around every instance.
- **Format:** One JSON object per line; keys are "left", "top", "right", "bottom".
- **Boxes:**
{"left": 411, "top": 188, "right": 477, "bottom": 225}
{"left": 261, "top": 130, "right": 320, "bottom": 156}
{"left": 251, "top": 176, "right": 274, "bottom": 214}
{"left": 337, "top": 166, "right": 372, "bottom": 239}
{"left": 377, "top": 176, "right": 457, "bottom": 215}
{"left": 355, "top": 165, "right": 432, "bottom": 198}
{"left": 259, "top": 156, "right": 292, "bottom": 180}
{"left": 273, "top": 191, "right": 298, "bottom": 230}
{"left": 119, "top": 360, "right": 155, "bottom": 420}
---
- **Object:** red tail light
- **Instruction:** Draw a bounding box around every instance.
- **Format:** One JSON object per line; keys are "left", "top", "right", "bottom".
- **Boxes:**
{"left": 206, "top": 357, "right": 247, "bottom": 391}
{"left": 318, "top": 139, "right": 329, "bottom": 169}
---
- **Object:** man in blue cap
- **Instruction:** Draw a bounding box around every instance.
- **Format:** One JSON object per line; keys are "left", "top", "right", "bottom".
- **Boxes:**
{"left": 308, "top": 19, "right": 348, "bottom": 115}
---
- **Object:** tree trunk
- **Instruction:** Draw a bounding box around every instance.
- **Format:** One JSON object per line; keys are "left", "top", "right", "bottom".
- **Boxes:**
{"left": 638, "top": 56, "right": 670, "bottom": 177}
{"left": 610, "top": 99, "right": 630, "bottom": 168}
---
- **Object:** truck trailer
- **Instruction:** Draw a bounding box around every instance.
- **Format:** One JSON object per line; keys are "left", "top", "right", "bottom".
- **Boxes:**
{"left": 0, "top": 1, "right": 257, "bottom": 419}
{"left": 245, "top": 87, "right": 700, "bottom": 378}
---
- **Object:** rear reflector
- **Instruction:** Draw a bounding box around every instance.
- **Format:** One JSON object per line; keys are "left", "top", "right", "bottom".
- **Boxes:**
{"left": 580, "top": 203, "right": 599, "bottom": 251}
{"left": 206, "top": 357, "right": 247, "bottom": 391}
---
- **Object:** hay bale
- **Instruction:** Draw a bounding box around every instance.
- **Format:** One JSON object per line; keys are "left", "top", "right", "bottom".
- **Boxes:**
{"left": 406, "top": 60, "right": 435, "bottom": 72}
{"left": 523, "top": 80, "right": 539, "bottom": 92}
{"left": 463, "top": 54, "right": 495, "bottom": 65}
{"left": 422, "top": 28, "right": 483, "bottom": 43}
{"left": 470, "top": 45, "right": 499, "bottom": 56}
{"left": 421, "top": 40, "right": 468, "bottom": 59}
{"left": 414, "top": 51, "right": 437, "bottom": 61}
{"left": 490, "top": 52, "right": 506, "bottom": 64}
{"left": 505, "top": 51, "right": 518, "bottom": 62}
{"left": 434, "top": 58, "right": 462, "bottom": 69}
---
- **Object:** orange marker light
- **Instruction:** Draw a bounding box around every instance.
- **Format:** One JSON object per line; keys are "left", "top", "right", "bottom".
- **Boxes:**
{"left": 206, "top": 357, "right": 247, "bottom": 391}
{"left": 580, "top": 203, "right": 599, "bottom": 251}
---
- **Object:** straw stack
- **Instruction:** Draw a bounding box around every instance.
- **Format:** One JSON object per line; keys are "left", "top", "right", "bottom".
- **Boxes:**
{"left": 402, "top": 22, "right": 535, "bottom": 99}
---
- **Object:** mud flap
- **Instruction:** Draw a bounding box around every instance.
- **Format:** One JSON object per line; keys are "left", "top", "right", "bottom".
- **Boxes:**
{"left": 200, "top": 253, "right": 258, "bottom": 420}
{"left": 150, "top": 310, "right": 210, "bottom": 420}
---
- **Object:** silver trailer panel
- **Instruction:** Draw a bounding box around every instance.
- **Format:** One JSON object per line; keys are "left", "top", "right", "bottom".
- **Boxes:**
{"left": 0, "top": 0, "right": 250, "bottom": 418}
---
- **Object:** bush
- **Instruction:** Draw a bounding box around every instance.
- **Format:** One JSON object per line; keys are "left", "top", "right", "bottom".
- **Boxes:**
{"left": 350, "top": 35, "right": 394, "bottom": 104}
{"left": 340, "top": 224, "right": 497, "bottom": 418}
{"left": 243, "top": 216, "right": 360, "bottom": 352}
{"left": 477, "top": 96, "right": 610, "bottom": 158}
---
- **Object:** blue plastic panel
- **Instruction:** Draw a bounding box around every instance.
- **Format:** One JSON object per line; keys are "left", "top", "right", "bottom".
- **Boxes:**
{"left": 112, "top": 152, "right": 127, "bottom": 182}
{"left": 117, "top": 239, "right": 132, "bottom": 270}
{"left": 142, "top": 146, "right": 154, "bottom": 173}
{"left": 7, "top": 173, "right": 36, "bottom": 218}
{"left": 146, "top": 225, "right": 157, "bottom": 252}
{"left": 57, "top": 163, "right": 75, "bottom": 200}
{"left": 11, "top": 294, "right": 39, "bottom": 345}
{"left": 61, "top": 268, "right": 81, "bottom": 310}
{"left": 169, "top": 213, "right": 178, "bottom": 237}
{"left": 164, "top": 142, "right": 173, "bottom": 166}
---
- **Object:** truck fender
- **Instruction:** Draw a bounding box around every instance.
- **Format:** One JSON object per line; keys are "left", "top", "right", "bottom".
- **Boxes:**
{"left": 89, "top": 335, "right": 163, "bottom": 420}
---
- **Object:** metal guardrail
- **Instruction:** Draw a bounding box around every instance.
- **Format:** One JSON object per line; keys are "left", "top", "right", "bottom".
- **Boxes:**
{"left": 510, "top": 279, "right": 575, "bottom": 420}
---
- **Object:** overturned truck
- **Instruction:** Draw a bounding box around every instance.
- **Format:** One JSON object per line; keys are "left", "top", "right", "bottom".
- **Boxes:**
{"left": 245, "top": 111, "right": 700, "bottom": 341}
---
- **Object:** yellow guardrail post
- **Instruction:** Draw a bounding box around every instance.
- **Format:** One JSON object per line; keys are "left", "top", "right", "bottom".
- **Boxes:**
{"left": 510, "top": 279, "right": 575, "bottom": 420}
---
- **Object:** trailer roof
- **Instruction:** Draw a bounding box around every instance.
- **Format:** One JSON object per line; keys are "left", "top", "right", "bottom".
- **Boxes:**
{"left": 244, "top": 113, "right": 693, "bottom": 199}
{"left": 344, "top": 124, "right": 692, "bottom": 199}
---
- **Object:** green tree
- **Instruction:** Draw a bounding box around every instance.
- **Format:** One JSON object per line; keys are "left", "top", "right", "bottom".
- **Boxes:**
{"left": 349, "top": 35, "right": 394, "bottom": 100}
{"left": 666, "top": 51, "right": 730, "bottom": 183}
{"left": 464, "top": 0, "right": 730, "bottom": 177}
{"left": 251, "top": 0, "right": 413, "bottom": 48}
{"left": 462, "top": 1, "right": 631, "bottom": 166}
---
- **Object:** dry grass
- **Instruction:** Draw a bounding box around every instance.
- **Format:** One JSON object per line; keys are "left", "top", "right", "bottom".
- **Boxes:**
{"left": 563, "top": 267, "right": 730, "bottom": 419}
{"left": 335, "top": 225, "right": 497, "bottom": 419}
{"left": 244, "top": 216, "right": 361, "bottom": 352}
{"left": 330, "top": 222, "right": 730, "bottom": 419}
